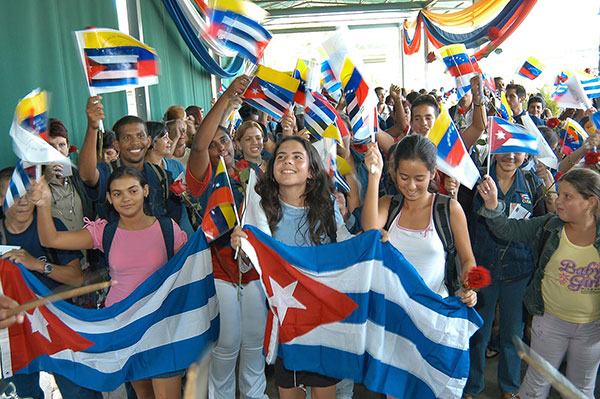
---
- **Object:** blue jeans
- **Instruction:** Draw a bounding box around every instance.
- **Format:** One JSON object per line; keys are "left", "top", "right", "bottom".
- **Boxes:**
{"left": 464, "top": 276, "right": 530, "bottom": 395}
{"left": 3, "top": 373, "right": 43, "bottom": 399}
{"left": 54, "top": 373, "right": 103, "bottom": 398}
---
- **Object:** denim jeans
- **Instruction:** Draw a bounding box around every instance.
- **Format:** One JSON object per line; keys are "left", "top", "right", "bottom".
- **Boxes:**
{"left": 54, "top": 374, "right": 103, "bottom": 398}
{"left": 464, "top": 276, "right": 530, "bottom": 395}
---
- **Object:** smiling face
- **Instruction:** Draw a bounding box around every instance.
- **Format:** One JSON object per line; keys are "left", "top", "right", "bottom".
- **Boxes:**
{"left": 237, "top": 126, "right": 263, "bottom": 162}
{"left": 494, "top": 152, "right": 526, "bottom": 175}
{"left": 528, "top": 101, "right": 543, "bottom": 118}
{"left": 273, "top": 140, "right": 311, "bottom": 193}
{"left": 394, "top": 159, "right": 434, "bottom": 202}
{"left": 411, "top": 104, "right": 437, "bottom": 136}
{"left": 114, "top": 123, "right": 151, "bottom": 166}
{"left": 106, "top": 176, "right": 148, "bottom": 218}
{"left": 208, "top": 130, "right": 235, "bottom": 168}
{"left": 153, "top": 134, "right": 173, "bottom": 158}
{"left": 555, "top": 181, "right": 597, "bottom": 223}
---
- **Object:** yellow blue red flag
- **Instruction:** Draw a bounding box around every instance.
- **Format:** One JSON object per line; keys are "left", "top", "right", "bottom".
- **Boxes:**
{"left": 518, "top": 56, "right": 545, "bottom": 80}
{"left": 202, "top": 157, "right": 238, "bottom": 242}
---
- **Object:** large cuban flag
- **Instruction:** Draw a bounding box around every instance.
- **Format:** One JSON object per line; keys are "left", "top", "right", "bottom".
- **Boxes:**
{"left": 240, "top": 227, "right": 482, "bottom": 398}
{"left": 0, "top": 230, "right": 218, "bottom": 391}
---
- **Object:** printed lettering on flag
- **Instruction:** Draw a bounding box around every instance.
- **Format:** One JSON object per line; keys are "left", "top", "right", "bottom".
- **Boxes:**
{"left": 0, "top": 229, "right": 218, "bottom": 391}
{"left": 240, "top": 227, "right": 482, "bottom": 398}
{"left": 427, "top": 106, "right": 480, "bottom": 189}
{"left": 74, "top": 28, "right": 160, "bottom": 94}
{"left": 243, "top": 65, "right": 300, "bottom": 121}
{"left": 202, "top": 157, "right": 238, "bottom": 242}
{"left": 488, "top": 117, "right": 539, "bottom": 155}
{"left": 518, "top": 56, "right": 545, "bottom": 80}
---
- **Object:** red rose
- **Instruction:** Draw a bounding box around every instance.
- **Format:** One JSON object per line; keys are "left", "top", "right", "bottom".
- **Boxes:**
{"left": 554, "top": 172, "right": 564, "bottom": 181}
{"left": 68, "top": 145, "right": 78, "bottom": 153}
{"left": 426, "top": 51, "right": 437, "bottom": 64}
{"left": 465, "top": 266, "right": 491, "bottom": 290}
{"left": 546, "top": 118, "right": 560, "bottom": 129}
{"left": 585, "top": 151, "right": 600, "bottom": 166}
{"left": 169, "top": 180, "right": 186, "bottom": 195}
{"left": 458, "top": 107, "right": 467, "bottom": 115}
{"left": 488, "top": 27, "right": 501, "bottom": 41}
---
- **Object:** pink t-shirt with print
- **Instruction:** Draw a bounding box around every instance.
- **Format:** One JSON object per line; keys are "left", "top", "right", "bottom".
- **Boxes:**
{"left": 85, "top": 218, "right": 187, "bottom": 307}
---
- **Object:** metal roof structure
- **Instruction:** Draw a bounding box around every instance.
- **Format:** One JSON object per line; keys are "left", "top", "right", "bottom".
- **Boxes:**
{"left": 256, "top": 1, "right": 471, "bottom": 32}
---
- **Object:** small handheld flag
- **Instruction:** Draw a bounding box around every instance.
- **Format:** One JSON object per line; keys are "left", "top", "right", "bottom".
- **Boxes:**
{"left": 439, "top": 44, "right": 477, "bottom": 99}
{"left": 518, "top": 56, "right": 545, "bottom": 80}
{"left": 242, "top": 65, "right": 300, "bottom": 121}
{"left": 74, "top": 28, "right": 160, "bottom": 94}
{"left": 559, "top": 118, "right": 588, "bottom": 152}
{"left": 202, "top": 156, "right": 239, "bottom": 242}
{"left": 3, "top": 162, "right": 35, "bottom": 211}
{"left": 304, "top": 91, "right": 339, "bottom": 142}
{"left": 15, "top": 90, "right": 49, "bottom": 141}
{"left": 426, "top": 106, "right": 480, "bottom": 189}
{"left": 488, "top": 117, "right": 539, "bottom": 155}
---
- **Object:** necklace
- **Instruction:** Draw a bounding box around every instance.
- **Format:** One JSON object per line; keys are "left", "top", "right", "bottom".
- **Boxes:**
{"left": 50, "top": 178, "right": 76, "bottom": 222}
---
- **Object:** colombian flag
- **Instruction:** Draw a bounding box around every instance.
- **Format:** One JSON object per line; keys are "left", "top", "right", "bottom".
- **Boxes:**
{"left": 202, "top": 157, "right": 238, "bottom": 242}
{"left": 518, "top": 56, "right": 545, "bottom": 80}
{"left": 427, "top": 106, "right": 479, "bottom": 189}
{"left": 15, "top": 89, "right": 49, "bottom": 140}
{"left": 292, "top": 59, "right": 310, "bottom": 106}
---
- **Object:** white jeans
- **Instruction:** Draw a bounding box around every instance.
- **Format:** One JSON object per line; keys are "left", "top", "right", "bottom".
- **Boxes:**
{"left": 520, "top": 312, "right": 600, "bottom": 399}
{"left": 209, "top": 279, "right": 268, "bottom": 399}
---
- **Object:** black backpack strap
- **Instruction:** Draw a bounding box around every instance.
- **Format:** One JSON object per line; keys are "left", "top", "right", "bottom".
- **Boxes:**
{"left": 157, "top": 216, "right": 175, "bottom": 260}
{"left": 432, "top": 194, "right": 462, "bottom": 296}
{"left": 384, "top": 194, "right": 405, "bottom": 231}
{"left": 0, "top": 219, "right": 6, "bottom": 245}
{"left": 108, "top": 159, "right": 122, "bottom": 174}
{"left": 147, "top": 162, "right": 169, "bottom": 203}
{"left": 102, "top": 221, "right": 120, "bottom": 265}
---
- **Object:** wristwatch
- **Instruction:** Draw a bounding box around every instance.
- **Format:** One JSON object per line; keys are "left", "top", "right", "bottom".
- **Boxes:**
{"left": 42, "top": 262, "right": 54, "bottom": 276}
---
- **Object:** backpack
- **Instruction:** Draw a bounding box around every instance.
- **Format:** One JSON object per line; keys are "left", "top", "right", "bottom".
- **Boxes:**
{"left": 384, "top": 193, "right": 462, "bottom": 296}
{"left": 101, "top": 216, "right": 175, "bottom": 267}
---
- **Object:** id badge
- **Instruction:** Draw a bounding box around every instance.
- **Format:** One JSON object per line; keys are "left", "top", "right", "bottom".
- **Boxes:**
{"left": 508, "top": 203, "right": 530, "bottom": 220}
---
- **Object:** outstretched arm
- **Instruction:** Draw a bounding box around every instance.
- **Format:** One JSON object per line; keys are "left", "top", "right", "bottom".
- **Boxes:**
{"left": 79, "top": 96, "right": 104, "bottom": 187}
{"left": 188, "top": 75, "right": 251, "bottom": 182}
{"left": 462, "top": 75, "right": 487, "bottom": 150}
{"left": 361, "top": 142, "right": 391, "bottom": 231}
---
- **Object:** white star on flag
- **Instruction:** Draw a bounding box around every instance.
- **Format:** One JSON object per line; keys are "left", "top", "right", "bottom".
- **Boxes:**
{"left": 252, "top": 88, "right": 259, "bottom": 95}
{"left": 268, "top": 278, "right": 306, "bottom": 325}
{"left": 495, "top": 131, "right": 506, "bottom": 140}
{"left": 26, "top": 307, "right": 51, "bottom": 341}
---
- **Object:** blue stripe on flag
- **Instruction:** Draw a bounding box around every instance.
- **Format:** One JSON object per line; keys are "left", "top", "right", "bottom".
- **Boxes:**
{"left": 90, "top": 77, "right": 139, "bottom": 87}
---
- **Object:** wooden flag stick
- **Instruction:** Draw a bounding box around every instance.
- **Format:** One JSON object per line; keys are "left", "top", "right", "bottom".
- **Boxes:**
{"left": 5, "top": 281, "right": 114, "bottom": 317}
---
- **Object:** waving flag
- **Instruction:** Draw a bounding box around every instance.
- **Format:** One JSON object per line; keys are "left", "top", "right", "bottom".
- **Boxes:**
{"left": 440, "top": 44, "right": 477, "bottom": 99}
{"left": 552, "top": 74, "right": 593, "bottom": 110}
{"left": 242, "top": 65, "right": 300, "bottom": 121}
{"left": 427, "top": 106, "right": 480, "bottom": 189}
{"left": 240, "top": 227, "right": 482, "bottom": 398}
{"left": 2, "top": 162, "right": 36, "bottom": 211}
{"left": 292, "top": 59, "right": 310, "bottom": 106}
{"left": 322, "top": 32, "right": 377, "bottom": 142}
{"left": 74, "top": 28, "right": 159, "bottom": 94}
{"left": 470, "top": 56, "right": 495, "bottom": 93}
{"left": 9, "top": 90, "right": 72, "bottom": 177}
{"left": 217, "top": 82, "right": 228, "bottom": 96}
{"left": 517, "top": 56, "right": 545, "bottom": 80}
{"left": 581, "top": 76, "right": 600, "bottom": 99}
{"left": 0, "top": 230, "right": 218, "bottom": 391}
{"left": 205, "top": 0, "right": 271, "bottom": 64}
{"left": 304, "top": 91, "right": 338, "bottom": 141}
{"left": 202, "top": 156, "right": 238, "bottom": 242}
{"left": 321, "top": 60, "right": 343, "bottom": 102}
{"left": 488, "top": 116, "right": 539, "bottom": 155}
{"left": 498, "top": 92, "right": 513, "bottom": 122}
{"left": 559, "top": 118, "right": 588, "bottom": 152}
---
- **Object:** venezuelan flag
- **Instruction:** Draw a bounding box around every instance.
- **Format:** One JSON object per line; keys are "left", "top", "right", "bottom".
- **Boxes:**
{"left": 499, "top": 92, "right": 513, "bottom": 122}
{"left": 243, "top": 65, "right": 300, "bottom": 121}
{"left": 559, "top": 118, "right": 588, "bottom": 152}
{"left": 15, "top": 89, "right": 49, "bottom": 140}
{"left": 202, "top": 157, "right": 238, "bottom": 242}
{"left": 292, "top": 59, "right": 309, "bottom": 106}
{"left": 518, "top": 56, "right": 545, "bottom": 80}
{"left": 440, "top": 44, "right": 476, "bottom": 78}
{"left": 427, "top": 106, "right": 479, "bottom": 189}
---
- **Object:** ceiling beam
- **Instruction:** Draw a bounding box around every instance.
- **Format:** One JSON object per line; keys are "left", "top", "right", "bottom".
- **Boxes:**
{"left": 264, "top": 2, "right": 430, "bottom": 17}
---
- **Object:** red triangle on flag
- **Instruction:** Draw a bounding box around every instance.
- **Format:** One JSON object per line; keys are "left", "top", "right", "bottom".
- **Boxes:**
{"left": 243, "top": 78, "right": 267, "bottom": 100}
{"left": 0, "top": 260, "right": 94, "bottom": 374}
{"left": 84, "top": 54, "right": 107, "bottom": 81}
{"left": 245, "top": 231, "right": 358, "bottom": 344}
{"left": 488, "top": 117, "right": 514, "bottom": 152}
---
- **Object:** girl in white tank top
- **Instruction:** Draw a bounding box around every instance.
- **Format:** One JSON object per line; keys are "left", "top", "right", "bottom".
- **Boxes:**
{"left": 388, "top": 194, "right": 449, "bottom": 297}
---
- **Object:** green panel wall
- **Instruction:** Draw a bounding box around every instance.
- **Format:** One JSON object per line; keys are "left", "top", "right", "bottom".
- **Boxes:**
{"left": 0, "top": 0, "right": 127, "bottom": 168}
{"left": 140, "top": 0, "right": 213, "bottom": 121}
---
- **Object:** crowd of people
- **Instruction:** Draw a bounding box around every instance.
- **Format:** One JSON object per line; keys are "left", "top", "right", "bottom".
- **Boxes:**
{"left": 1, "top": 69, "right": 600, "bottom": 399}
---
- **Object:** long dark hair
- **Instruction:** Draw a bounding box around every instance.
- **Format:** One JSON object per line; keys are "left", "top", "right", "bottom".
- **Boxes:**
{"left": 255, "top": 136, "right": 336, "bottom": 244}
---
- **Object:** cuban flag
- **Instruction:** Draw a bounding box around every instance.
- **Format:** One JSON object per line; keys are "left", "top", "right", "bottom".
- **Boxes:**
{"left": 488, "top": 116, "right": 539, "bottom": 155}
{"left": 321, "top": 60, "right": 343, "bottom": 103}
{"left": 0, "top": 230, "right": 218, "bottom": 391}
{"left": 427, "top": 106, "right": 480, "bottom": 189}
{"left": 304, "top": 91, "right": 338, "bottom": 141}
{"left": 206, "top": 1, "right": 271, "bottom": 64}
{"left": 74, "top": 28, "right": 160, "bottom": 94}
{"left": 242, "top": 65, "right": 300, "bottom": 121}
{"left": 2, "top": 161, "right": 35, "bottom": 211}
{"left": 240, "top": 227, "right": 482, "bottom": 398}
{"left": 582, "top": 76, "right": 600, "bottom": 99}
